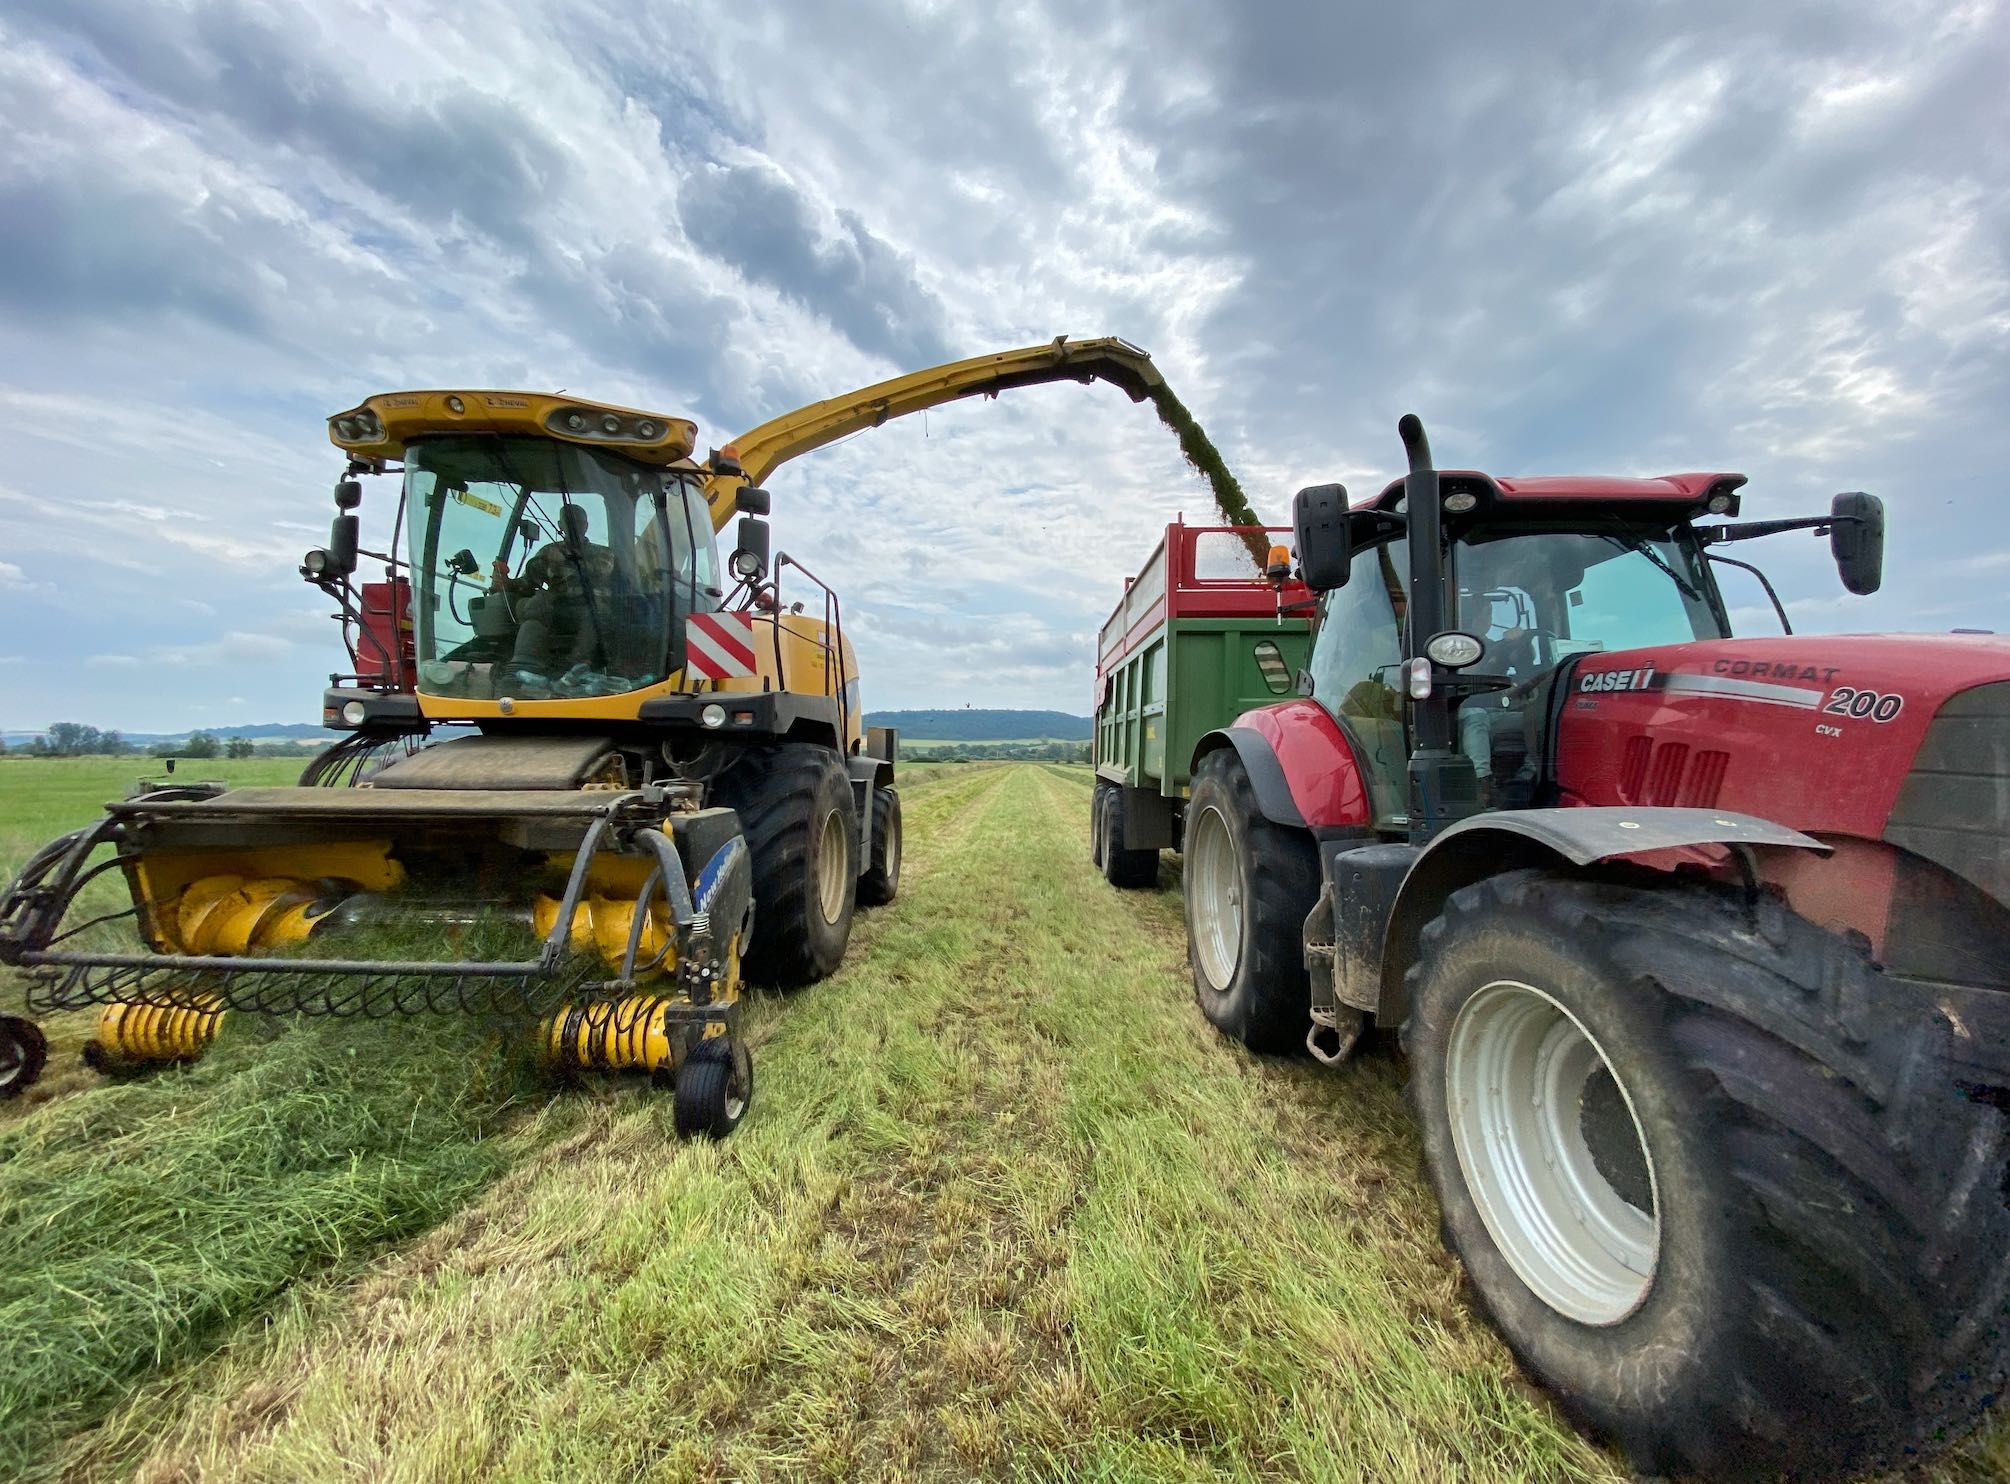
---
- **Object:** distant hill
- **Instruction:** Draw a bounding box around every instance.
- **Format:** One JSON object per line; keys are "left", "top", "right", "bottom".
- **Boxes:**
{"left": 866, "top": 709, "right": 1091, "bottom": 742}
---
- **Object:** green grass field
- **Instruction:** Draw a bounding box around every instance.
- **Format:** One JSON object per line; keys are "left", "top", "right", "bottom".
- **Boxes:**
{"left": 2, "top": 760, "right": 2006, "bottom": 1481}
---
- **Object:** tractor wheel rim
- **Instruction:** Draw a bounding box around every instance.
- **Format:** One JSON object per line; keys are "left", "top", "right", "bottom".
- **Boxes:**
{"left": 1446, "top": 979, "right": 1660, "bottom": 1326}
{"left": 816, "top": 808, "right": 848, "bottom": 924}
{"left": 1188, "top": 805, "right": 1242, "bottom": 991}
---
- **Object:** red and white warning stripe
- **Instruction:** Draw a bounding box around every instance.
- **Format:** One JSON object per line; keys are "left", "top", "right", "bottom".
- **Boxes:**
{"left": 686, "top": 611, "right": 758, "bottom": 680}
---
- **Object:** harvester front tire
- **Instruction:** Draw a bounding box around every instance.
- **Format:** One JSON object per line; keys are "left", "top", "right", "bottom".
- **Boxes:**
{"left": 1182, "top": 749, "right": 1318, "bottom": 1054}
{"left": 673, "top": 1037, "right": 752, "bottom": 1140}
{"left": 1100, "top": 787, "right": 1159, "bottom": 890}
{"left": 1403, "top": 870, "right": 2010, "bottom": 1481}
{"left": 857, "top": 787, "right": 902, "bottom": 906}
{"left": 0, "top": 1014, "right": 47, "bottom": 1099}
{"left": 712, "top": 744, "right": 856, "bottom": 989}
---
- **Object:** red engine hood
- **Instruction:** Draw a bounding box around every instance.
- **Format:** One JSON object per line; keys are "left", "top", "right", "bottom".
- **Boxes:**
{"left": 1555, "top": 633, "right": 2010, "bottom": 840}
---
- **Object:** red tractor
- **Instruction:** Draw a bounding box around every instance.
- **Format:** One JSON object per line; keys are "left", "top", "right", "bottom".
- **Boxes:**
{"left": 1186, "top": 415, "right": 2009, "bottom": 1478}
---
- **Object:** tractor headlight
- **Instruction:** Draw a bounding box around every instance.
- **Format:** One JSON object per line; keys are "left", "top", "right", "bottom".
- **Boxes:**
{"left": 1443, "top": 490, "right": 1479, "bottom": 514}
{"left": 700, "top": 703, "right": 727, "bottom": 729}
{"left": 1424, "top": 631, "right": 1485, "bottom": 669}
{"left": 341, "top": 700, "right": 369, "bottom": 726}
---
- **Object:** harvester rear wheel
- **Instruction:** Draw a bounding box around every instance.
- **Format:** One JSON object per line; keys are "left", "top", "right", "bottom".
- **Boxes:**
{"left": 0, "top": 1014, "right": 47, "bottom": 1099}
{"left": 858, "top": 787, "right": 902, "bottom": 906}
{"left": 1403, "top": 870, "right": 2010, "bottom": 1481}
{"left": 1182, "top": 749, "right": 1318, "bottom": 1053}
{"left": 712, "top": 743, "right": 856, "bottom": 988}
{"left": 672, "top": 1036, "right": 752, "bottom": 1140}
{"left": 1100, "top": 787, "right": 1159, "bottom": 890}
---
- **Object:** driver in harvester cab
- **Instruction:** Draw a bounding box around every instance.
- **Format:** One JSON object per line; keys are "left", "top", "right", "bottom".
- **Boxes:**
{"left": 490, "top": 503, "right": 617, "bottom": 683}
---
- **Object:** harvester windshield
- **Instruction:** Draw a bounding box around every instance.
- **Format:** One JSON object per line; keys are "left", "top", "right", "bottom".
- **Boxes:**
{"left": 404, "top": 436, "right": 720, "bottom": 699}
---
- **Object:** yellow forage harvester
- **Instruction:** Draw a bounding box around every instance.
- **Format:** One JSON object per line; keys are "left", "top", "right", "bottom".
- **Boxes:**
{"left": 0, "top": 337, "right": 1176, "bottom": 1137}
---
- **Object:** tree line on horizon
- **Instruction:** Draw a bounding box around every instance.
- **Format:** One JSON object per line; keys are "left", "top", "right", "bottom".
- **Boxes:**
{"left": 0, "top": 723, "right": 319, "bottom": 760}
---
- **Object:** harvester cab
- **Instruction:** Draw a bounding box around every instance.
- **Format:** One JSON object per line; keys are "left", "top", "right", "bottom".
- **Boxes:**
{"left": 0, "top": 334, "right": 1175, "bottom": 1137}
{"left": 1180, "top": 413, "right": 2010, "bottom": 1477}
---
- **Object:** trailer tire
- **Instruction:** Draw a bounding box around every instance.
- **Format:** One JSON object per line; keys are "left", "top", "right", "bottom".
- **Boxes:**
{"left": 1100, "top": 788, "right": 1159, "bottom": 890}
{"left": 1182, "top": 749, "right": 1319, "bottom": 1054}
{"left": 1090, "top": 780, "right": 1111, "bottom": 868}
{"left": 1402, "top": 869, "right": 2010, "bottom": 1481}
{"left": 857, "top": 788, "right": 902, "bottom": 906}
{"left": 712, "top": 744, "right": 856, "bottom": 989}
{"left": 0, "top": 1014, "right": 47, "bottom": 1099}
{"left": 671, "top": 1036, "right": 752, "bottom": 1140}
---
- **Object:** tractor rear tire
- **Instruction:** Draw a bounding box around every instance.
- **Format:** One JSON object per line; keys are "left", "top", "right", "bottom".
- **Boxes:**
{"left": 1403, "top": 870, "right": 2010, "bottom": 1481}
{"left": 712, "top": 744, "right": 856, "bottom": 989}
{"left": 1182, "top": 749, "right": 1319, "bottom": 1054}
{"left": 672, "top": 1036, "right": 752, "bottom": 1140}
{"left": 0, "top": 1014, "right": 47, "bottom": 1099}
{"left": 1100, "top": 786, "right": 1159, "bottom": 890}
{"left": 857, "top": 788, "right": 902, "bottom": 907}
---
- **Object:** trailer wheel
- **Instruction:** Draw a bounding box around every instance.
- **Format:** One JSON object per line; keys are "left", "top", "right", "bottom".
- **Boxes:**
{"left": 712, "top": 744, "right": 856, "bottom": 988}
{"left": 672, "top": 1036, "right": 752, "bottom": 1140}
{"left": 1100, "top": 787, "right": 1160, "bottom": 890}
{"left": 1403, "top": 870, "right": 2010, "bottom": 1480}
{"left": 1090, "top": 781, "right": 1110, "bottom": 868}
{"left": 1182, "top": 749, "right": 1318, "bottom": 1054}
{"left": 857, "top": 788, "right": 902, "bottom": 906}
{"left": 0, "top": 1014, "right": 47, "bottom": 1099}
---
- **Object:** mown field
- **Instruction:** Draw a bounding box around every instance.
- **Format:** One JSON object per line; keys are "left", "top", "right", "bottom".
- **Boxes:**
{"left": 2, "top": 759, "right": 2007, "bottom": 1482}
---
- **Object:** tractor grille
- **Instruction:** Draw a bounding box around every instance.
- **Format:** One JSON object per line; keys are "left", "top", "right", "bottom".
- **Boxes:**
{"left": 1886, "top": 681, "right": 2010, "bottom": 909}
{"left": 1620, "top": 739, "right": 1729, "bottom": 808}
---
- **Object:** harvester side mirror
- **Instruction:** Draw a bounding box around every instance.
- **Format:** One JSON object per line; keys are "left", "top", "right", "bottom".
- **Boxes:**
{"left": 736, "top": 485, "right": 772, "bottom": 516}
{"left": 730, "top": 515, "right": 770, "bottom": 581}
{"left": 518, "top": 519, "right": 541, "bottom": 546}
{"left": 1830, "top": 492, "right": 1884, "bottom": 595}
{"left": 328, "top": 512, "right": 359, "bottom": 577}
{"left": 1292, "top": 483, "right": 1352, "bottom": 591}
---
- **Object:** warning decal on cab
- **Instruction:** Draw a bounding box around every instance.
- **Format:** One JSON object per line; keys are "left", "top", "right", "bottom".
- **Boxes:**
{"left": 687, "top": 612, "right": 758, "bottom": 680}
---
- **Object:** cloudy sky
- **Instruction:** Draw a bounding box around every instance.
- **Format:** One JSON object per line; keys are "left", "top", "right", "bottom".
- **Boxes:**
{"left": 1, "top": 0, "right": 2005, "bottom": 733}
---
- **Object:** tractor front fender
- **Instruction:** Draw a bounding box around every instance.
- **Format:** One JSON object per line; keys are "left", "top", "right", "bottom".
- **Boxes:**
{"left": 1374, "top": 807, "right": 1829, "bottom": 1027}
{"left": 1192, "top": 702, "right": 1372, "bottom": 833}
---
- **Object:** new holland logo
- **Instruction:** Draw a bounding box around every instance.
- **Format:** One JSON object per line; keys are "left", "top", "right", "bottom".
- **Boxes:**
{"left": 686, "top": 612, "right": 758, "bottom": 680}
{"left": 1579, "top": 666, "right": 1656, "bottom": 693}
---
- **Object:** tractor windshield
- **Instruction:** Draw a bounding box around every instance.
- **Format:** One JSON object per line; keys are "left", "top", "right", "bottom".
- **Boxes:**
{"left": 403, "top": 436, "right": 721, "bottom": 700}
{"left": 1453, "top": 524, "right": 1726, "bottom": 680}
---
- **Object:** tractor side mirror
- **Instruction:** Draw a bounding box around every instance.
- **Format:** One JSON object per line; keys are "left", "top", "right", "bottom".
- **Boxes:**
{"left": 1292, "top": 483, "right": 1352, "bottom": 591}
{"left": 730, "top": 516, "right": 770, "bottom": 581}
{"left": 448, "top": 548, "right": 479, "bottom": 576}
{"left": 1830, "top": 492, "right": 1884, "bottom": 595}
{"left": 736, "top": 485, "right": 772, "bottom": 516}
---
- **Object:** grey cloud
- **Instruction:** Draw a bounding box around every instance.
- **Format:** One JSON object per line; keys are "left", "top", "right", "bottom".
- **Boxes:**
{"left": 679, "top": 162, "right": 953, "bottom": 369}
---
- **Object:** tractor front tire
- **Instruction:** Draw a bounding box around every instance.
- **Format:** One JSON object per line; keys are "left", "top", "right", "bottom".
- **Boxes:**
{"left": 857, "top": 787, "right": 902, "bottom": 906}
{"left": 1182, "top": 749, "right": 1319, "bottom": 1054}
{"left": 1403, "top": 870, "right": 2010, "bottom": 1481}
{"left": 0, "top": 1014, "right": 47, "bottom": 1099}
{"left": 712, "top": 744, "right": 857, "bottom": 989}
{"left": 1100, "top": 786, "right": 1159, "bottom": 890}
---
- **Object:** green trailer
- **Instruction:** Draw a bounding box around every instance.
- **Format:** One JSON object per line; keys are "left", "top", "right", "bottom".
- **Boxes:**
{"left": 1091, "top": 520, "right": 1312, "bottom": 886}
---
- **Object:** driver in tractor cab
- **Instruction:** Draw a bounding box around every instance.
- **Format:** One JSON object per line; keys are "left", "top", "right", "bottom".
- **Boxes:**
{"left": 491, "top": 502, "right": 616, "bottom": 683}
{"left": 1454, "top": 534, "right": 1574, "bottom": 804}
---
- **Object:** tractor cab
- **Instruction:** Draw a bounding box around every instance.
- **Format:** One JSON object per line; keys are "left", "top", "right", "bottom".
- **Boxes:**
{"left": 1308, "top": 498, "right": 1732, "bottom": 823}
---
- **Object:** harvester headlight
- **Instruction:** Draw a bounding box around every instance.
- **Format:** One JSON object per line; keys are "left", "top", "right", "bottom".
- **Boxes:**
{"left": 566, "top": 412, "right": 586, "bottom": 432}
{"left": 636, "top": 420, "right": 657, "bottom": 439}
{"left": 334, "top": 417, "right": 357, "bottom": 439}
{"left": 601, "top": 414, "right": 622, "bottom": 435}
{"left": 341, "top": 700, "right": 369, "bottom": 726}
{"left": 700, "top": 703, "right": 727, "bottom": 729}
{"left": 1443, "top": 490, "right": 1479, "bottom": 514}
{"left": 302, "top": 548, "right": 332, "bottom": 578}
{"left": 1424, "top": 631, "right": 1485, "bottom": 669}
{"left": 445, "top": 395, "right": 466, "bottom": 415}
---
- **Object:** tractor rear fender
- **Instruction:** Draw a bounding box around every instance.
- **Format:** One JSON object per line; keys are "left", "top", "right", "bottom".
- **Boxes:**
{"left": 1192, "top": 703, "right": 1372, "bottom": 833}
{"left": 1373, "top": 807, "right": 1829, "bottom": 1027}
